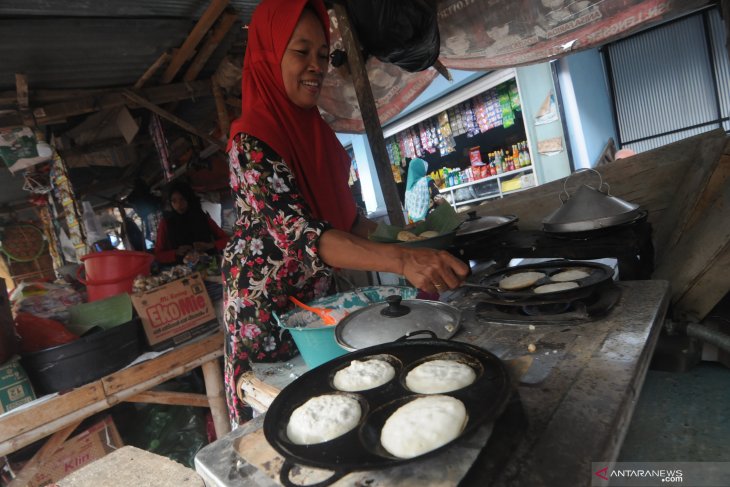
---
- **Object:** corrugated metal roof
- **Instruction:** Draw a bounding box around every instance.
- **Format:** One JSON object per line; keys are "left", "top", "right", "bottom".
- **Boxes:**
{"left": 0, "top": 1, "right": 256, "bottom": 92}
{"left": 0, "top": 1, "right": 257, "bottom": 209}
{"left": 0, "top": 0, "right": 258, "bottom": 20}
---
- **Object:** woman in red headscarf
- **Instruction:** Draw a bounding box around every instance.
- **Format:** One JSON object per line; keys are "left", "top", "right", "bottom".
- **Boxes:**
{"left": 222, "top": 0, "right": 468, "bottom": 424}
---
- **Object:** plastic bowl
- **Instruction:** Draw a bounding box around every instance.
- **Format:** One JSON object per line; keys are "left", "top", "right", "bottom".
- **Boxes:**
{"left": 275, "top": 286, "right": 418, "bottom": 368}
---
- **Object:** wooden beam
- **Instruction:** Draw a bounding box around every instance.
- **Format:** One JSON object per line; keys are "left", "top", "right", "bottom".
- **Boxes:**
{"left": 56, "top": 135, "right": 152, "bottom": 159}
{"left": 212, "top": 79, "right": 230, "bottom": 136}
{"left": 0, "top": 88, "right": 112, "bottom": 107}
{"left": 122, "top": 89, "right": 225, "bottom": 150}
{"left": 333, "top": 4, "right": 405, "bottom": 227}
{"left": 15, "top": 74, "right": 29, "bottom": 110}
{"left": 15, "top": 73, "right": 33, "bottom": 126}
{"left": 7, "top": 420, "right": 83, "bottom": 487}
{"left": 124, "top": 390, "right": 210, "bottom": 408}
{"left": 183, "top": 10, "right": 239, "bottom": 82}
{"left": 0, "top": 80, "right": 213, "bottom": 129}
{"left": 160, "top": 0, "right": 230, "bottom": 84}
{"left": 134, "top": 50, "right": 172, "bottom": 89}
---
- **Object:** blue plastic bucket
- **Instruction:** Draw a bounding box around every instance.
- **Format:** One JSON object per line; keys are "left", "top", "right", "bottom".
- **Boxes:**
{"left": 275, "top": 286, "right": 418, "bottom": 368}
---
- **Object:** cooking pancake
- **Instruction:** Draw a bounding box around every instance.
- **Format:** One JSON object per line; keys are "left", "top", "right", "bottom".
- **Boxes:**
{"left": 397, "top": 230, "right": 423, "bottom": 242}
{"left": 533, "top": 282, "right": 580, "bottom": 294}
{"left": 333, "top": 359, "right": 396, "bottom": 392}
{"left": 380, "top": 395, "right": 467, "bottom": 459}
{"left": 286, "top": 394, "right": 361, "bottom": 445}
{"left": 499, "top": 271, "right": 545, "bottom": 290}
{"left": 405, "top": 359, "right": 476, "bottom": 394}
{"left": 550, "top": 269, "right": 591, "bottom": 282}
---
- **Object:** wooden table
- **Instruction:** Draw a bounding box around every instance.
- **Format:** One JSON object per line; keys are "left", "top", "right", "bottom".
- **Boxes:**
{"left": 0, "top": 331, "right": 228, "bottom": 486}
{"left": 195, "top": 281, "right": 670, "bottom": 487}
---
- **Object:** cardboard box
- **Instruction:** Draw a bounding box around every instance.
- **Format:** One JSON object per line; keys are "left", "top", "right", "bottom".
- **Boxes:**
{"left": 28, "top": 416, "right": 123, "bottom": 487}
{"left": 0, "top": 356, "right": 36, "bottom": 413}
{"left": 131, "top": 273, "right": 218, "bottom": 351}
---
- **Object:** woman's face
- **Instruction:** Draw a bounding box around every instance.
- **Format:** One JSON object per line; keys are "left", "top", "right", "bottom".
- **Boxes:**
{"left": 170, "top": 191, "right": 188, "bottom": 215}
{"left": 281, "top": 8, "right": 329, "bottom": 109}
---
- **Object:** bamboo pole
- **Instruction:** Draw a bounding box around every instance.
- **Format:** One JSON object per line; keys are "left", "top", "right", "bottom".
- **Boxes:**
{"left": 332, "top": 4, "right": 405, "bottom": 227}
{"left": 202, "top": 359, "right": 231, "bottom": 438}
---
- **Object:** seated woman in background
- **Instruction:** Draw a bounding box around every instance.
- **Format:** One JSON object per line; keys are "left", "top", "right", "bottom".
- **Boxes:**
{"left": 404, "top": 158, "right": 444, "bottom": 223}
{"left": 154, "top": 180, "right": 228, "bottom": 264}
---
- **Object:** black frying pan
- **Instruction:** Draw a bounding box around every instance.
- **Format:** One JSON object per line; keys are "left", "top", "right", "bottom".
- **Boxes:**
{"left": 464, "top": 260, "right": 615, "bottom": 302}
{"left": 263, "top": 331, "right": 512, "bottom": 487}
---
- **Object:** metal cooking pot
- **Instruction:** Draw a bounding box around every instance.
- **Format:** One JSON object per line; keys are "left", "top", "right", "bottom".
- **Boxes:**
{"left": 263, "top": 332, "right": 512, "bottom": 487}
{"left": 542, "top": 168, "right": 642, "bottom": 233}
{"left": 334, "top": 295, "right": 461, "bottom": 351}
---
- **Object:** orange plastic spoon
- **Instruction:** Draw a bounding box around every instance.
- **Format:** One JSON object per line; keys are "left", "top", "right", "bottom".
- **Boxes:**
{"left": 288, "top": 296, "right": 340, "bottom": 326}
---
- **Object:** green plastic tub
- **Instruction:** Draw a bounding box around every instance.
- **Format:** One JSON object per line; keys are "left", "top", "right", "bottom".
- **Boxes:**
{"left": 275, "top": 286, "right": 417, "bottom": 368}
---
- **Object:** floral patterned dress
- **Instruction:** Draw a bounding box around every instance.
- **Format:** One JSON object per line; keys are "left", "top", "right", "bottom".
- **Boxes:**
{"left": 222, "top": 133, "right": 334, "bottom": 425}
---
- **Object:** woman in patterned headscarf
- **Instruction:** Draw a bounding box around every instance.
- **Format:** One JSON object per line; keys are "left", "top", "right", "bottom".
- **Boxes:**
{"left": 221, "top": 0, "right": 468, "bottom": 425}
{"left": 404, "top": 157, "right": 443, "bottom": 223}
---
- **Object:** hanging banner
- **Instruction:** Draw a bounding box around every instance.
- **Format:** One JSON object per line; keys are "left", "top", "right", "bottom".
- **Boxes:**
{"left": 319, "top": 10, "right": 438, "bottom": 134}
{"left": 50, "top": 152, "right": 89, "bottom": 260}
{"left": 437, "top": 0, "right": 712, "bottom": 70}
{"left": 319, "top": 0, "right": 711, "bottom": 133}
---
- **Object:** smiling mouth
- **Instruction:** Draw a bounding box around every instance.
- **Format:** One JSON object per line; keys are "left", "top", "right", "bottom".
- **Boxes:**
{"left": 301, "top": 80, "right": 321, "bottom": 89}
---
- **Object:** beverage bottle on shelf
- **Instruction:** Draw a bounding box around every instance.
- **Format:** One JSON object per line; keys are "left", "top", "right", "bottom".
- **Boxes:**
{"left": 512, "top": 145, "right": 520, "bottom": 166}
{"left": 521, "top": 142, "right": 532, "bottom": 166}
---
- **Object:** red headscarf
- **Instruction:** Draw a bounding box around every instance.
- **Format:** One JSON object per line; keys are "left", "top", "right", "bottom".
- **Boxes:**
{"left": 228, "top": 0, "right": 357, "bottom": 232}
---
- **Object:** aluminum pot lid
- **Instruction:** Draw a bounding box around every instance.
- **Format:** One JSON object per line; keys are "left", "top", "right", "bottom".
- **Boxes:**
{"left": 334, "top": 295, "right": 461, "bottom": 351}
{"left": 456, "top": 211, "right": 518, "bottom": 238}
{"left": 542, "top": 169, "right": 640, "bottom": 231}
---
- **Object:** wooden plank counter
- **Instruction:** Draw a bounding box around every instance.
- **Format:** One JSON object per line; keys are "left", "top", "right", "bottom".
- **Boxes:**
{"left": 195, "top": 281, "right": 670, "bottom": 487}
{"left": 0, "top": 331, "right": 227, "bottom": 461}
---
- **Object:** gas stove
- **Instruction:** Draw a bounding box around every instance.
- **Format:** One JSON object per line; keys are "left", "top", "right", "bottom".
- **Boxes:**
{"left": 455, "top": 218, "right": 654, "bottom": 280}
{"left": 466, "top": 282, "right": 622, "bottom": 325}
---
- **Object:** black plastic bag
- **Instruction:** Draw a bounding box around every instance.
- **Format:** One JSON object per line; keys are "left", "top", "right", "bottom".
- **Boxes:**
{"left": 345, "top": 0, "right": 440, "bottom": 72}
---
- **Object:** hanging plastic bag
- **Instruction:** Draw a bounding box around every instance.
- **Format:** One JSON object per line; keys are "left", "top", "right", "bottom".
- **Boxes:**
{"left": 345, "top": 0, "right": 440, "bottom": 72}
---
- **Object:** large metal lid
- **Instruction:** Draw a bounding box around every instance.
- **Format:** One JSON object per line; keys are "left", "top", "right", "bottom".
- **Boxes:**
{"left": 455, "top": 211, "right": 518, "bottom": 239}
{"left": 334, "top": 295, "right": 461, "bottom": 351}
{"left": 542, "top": 169, "right": 641, "bottom": 233}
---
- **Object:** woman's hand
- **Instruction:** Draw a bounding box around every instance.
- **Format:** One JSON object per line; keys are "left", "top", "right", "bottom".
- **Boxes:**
{"left": 398, "top": 248, "right": 469, "bottom": 294}
{"left": 318, "top": 228, "right": 469, "bottom": 294}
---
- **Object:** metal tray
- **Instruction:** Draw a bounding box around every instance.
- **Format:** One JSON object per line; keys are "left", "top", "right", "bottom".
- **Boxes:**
{"left": 263, "top": 332, "right": 512, "bottom": 487}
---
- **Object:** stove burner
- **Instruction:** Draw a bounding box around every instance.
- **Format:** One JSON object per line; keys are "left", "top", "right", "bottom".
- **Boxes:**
{"left": 521, "top": 302, "right": 572, "bottom": 316}
{"left": 471, "top": 283, "right": 622, "bottom": 325}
